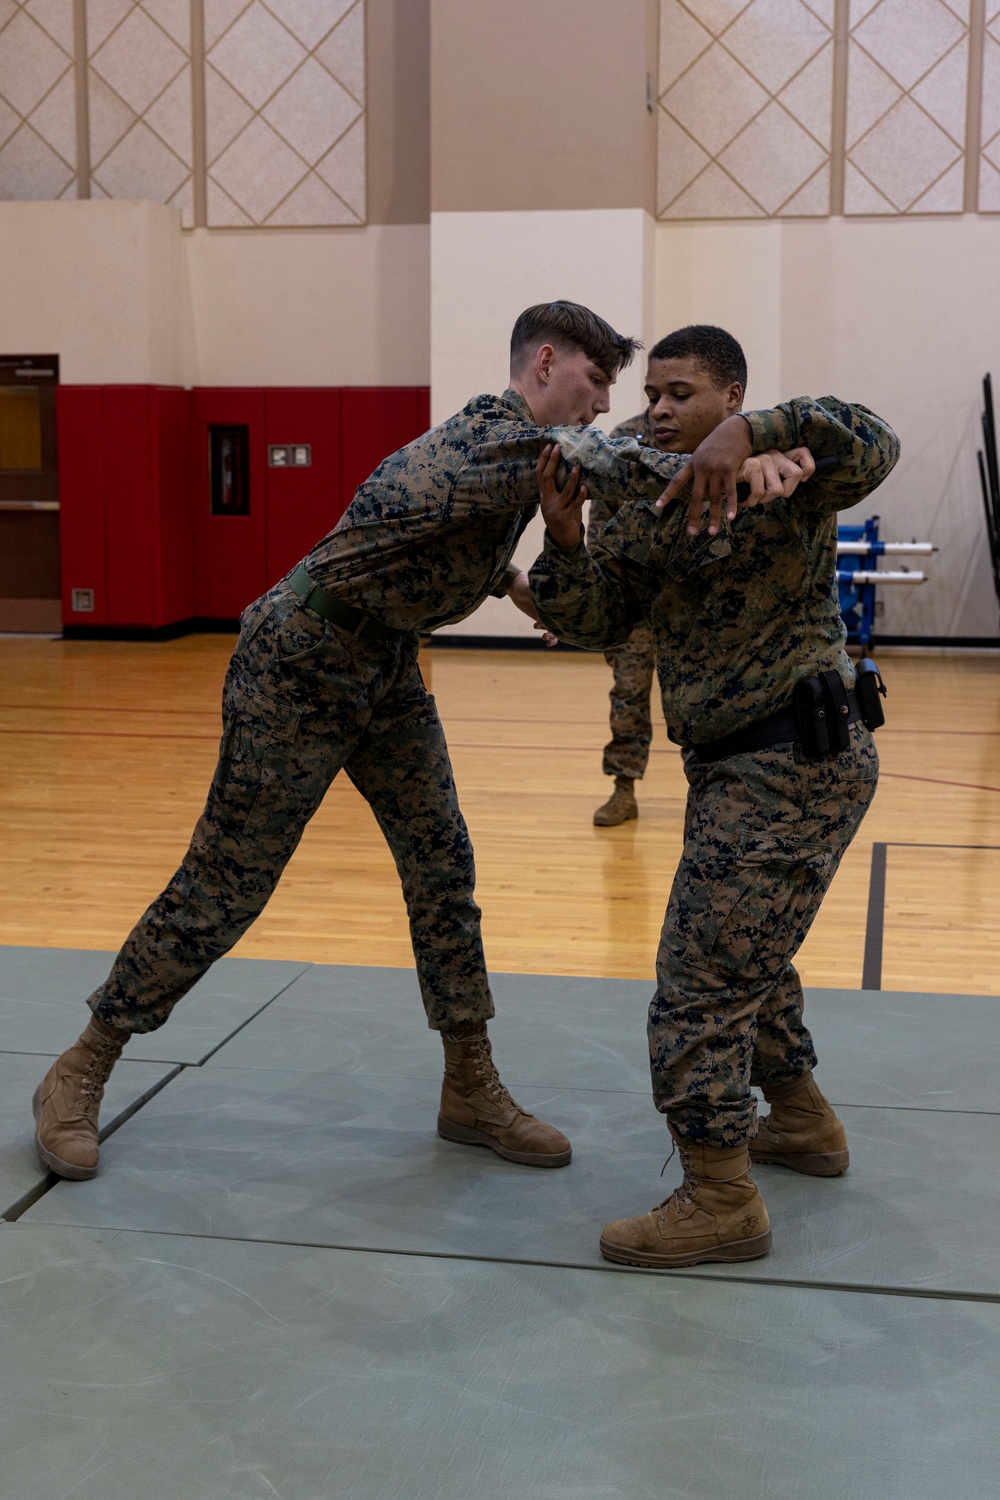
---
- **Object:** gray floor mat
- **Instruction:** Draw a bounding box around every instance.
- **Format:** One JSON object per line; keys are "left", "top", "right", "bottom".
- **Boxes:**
{"left": 1, "top": 1223, "right": 997, "bottom": 1500}
{"left": 0, "top": 1051, "right": 178, "bottom": 1215}
{"left": 22, "top": 1065, "right": 1000, "bottom": 1297}
{"left": 203, "top": 964, "right": 1000, "bottom": 1115}
{"left": 0, "top": 945, "right": 311, "bottom": 1063}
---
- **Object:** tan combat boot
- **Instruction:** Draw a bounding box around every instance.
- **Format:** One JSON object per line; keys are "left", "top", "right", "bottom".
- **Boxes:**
{"left": 599, "top": 1131, "right": 771, "bottom": 1268}
{"left": 751, "top": 1071, "right": 849, "bottom": 1176}
{"left": 32, "top": 1014, "right": 128, "bottom": 1180}
{"left": 593, "top": 776, "right": 638, "bottom": 826}
{"left": 438, "top": 1024, "right": 572, "bottom": 1167}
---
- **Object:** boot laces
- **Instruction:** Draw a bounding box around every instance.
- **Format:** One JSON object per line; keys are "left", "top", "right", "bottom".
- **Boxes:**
{"left": 657, "top": 1141, "right": 695, "bottom": 1210}
{"left": 77, "top": 1034, "right": 120, "bottom": 1111}
{"left": 468, "top": 1035, "right": 514, "bottom": 1106}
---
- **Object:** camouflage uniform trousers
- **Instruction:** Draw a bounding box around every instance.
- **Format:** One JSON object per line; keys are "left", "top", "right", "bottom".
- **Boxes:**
{"left": 88, "top": 579, "right": 494, "bottom": 1036}
{"left": 649, "top": 722, "right": 878, "bottom": 1147}
{"left": 602, "top": 623, "right": 656, "bottom": 781}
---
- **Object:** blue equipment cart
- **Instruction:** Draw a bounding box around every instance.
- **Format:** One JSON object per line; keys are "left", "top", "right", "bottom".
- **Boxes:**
{"left": 837, "top": 516, "right": 933, "bottom": 646}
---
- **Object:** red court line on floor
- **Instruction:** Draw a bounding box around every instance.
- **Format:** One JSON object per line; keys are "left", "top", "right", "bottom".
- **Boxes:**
{"left": 880, "top": 771, "right": 1000, "bottom": 795}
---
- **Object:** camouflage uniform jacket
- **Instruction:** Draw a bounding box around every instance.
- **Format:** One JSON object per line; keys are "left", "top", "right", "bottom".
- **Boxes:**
{"left": 530, "top": 397, "right": 900, "bottom": 747}
{"left": 586, "top": 410, "right": 653, "bottom": 549}
{"left": 301, "top": 390, "right": 698, "bottom": 633}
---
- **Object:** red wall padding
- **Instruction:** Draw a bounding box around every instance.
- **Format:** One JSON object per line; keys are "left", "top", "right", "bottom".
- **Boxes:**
{"left": 57, "top": 384, "right": 429, "bottom": 628}
{"left": 340, "top": 387, "right": 430, "bottom": 508}
{"left": 264, "top": 388, "right": 342, "bottom": 585}
{"left": 58, "top": 387, "right": 108, "bottom": 626}
{"left": 192, "top": 388, "right": 267, "bottom": 620}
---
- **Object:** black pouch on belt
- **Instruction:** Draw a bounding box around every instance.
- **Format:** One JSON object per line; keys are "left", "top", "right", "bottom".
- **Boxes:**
{"left": 793, "top": 671, "right": 851, "bottom": 756}
{"left": 855, "top": 657, "right": 887, "bottom": 730}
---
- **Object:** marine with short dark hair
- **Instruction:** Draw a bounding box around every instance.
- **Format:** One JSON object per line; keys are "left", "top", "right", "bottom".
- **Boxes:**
{"left": 590, "top": 326, "right": 752, "bottom": 826}
{"left": 531, "top": 325, "right": 900, "bottom": 1269}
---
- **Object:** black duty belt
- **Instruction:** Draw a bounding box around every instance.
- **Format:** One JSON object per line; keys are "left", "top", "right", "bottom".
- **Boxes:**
{"left": 690, "top": 691, "right": 863, "bottom": 764}
{"left": 288, "top": 563, "right": 404, "bottom": 644}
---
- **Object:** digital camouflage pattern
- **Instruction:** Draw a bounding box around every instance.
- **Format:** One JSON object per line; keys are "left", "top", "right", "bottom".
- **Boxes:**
{"left": 652, "top": 725, "right": 878, "bottom": 1146}
{"left": 601, "top": 625, "right": 656, "bottom": 780}
{"left": 530, "top": 394, "right": 898, "bottom": 1145}
{"left": 89, "top": 391, "right": 695, "bottom": 1035}
{"left": 588, "top": 411, "right": 657, "bottom": 781}
{"left": 90, "top": 581, "right": 494, "bottom": 1033}
{"left": 584, "top": 409, "right": 653, "bottom": 544}
{"left": 530, "top": 396, "right": 901, "bottom": 746}
{"left": 302, "top": 390, "right": 689, "bottom": 633}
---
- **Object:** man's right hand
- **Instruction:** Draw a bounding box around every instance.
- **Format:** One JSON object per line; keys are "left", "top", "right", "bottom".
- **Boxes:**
{"left": 536, "top": 443, "right": 589, "bottom": 551}
{"left": 738, "top": 446, "right": 815, "bottom": 506}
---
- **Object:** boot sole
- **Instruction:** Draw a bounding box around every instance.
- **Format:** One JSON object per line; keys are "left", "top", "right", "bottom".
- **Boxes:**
{"left": 750, "top": 1147, "right": 849, "bottom": 1177}
{"left": 31, "top": 1088, "right": 98, "bottom": 1181}
{"left": 437, "top": 1115, "right": 572, "bottom": 1168}
{"left": 599, "top": 1228, "right": 772, "bottom": 1269}
{"left": 593, "top": 811, "right": 638, "bottom": 826}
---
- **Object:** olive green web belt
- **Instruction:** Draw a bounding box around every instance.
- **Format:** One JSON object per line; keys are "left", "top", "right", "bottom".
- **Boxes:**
{"left": 288, "top": 563, "right": 404, "bottom": 644}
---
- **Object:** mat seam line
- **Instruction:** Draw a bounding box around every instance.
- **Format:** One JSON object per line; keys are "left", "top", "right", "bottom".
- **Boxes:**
{"left": 6, "top": 1219, "right": 998, "bottom": 1307}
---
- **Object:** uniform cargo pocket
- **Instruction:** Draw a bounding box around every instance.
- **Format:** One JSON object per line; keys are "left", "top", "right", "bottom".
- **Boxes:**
{"left": 218, "top": 685, "right": 301, "bottom": 838}
{"left": 685, "top": 837, "right": 833, "bottom": 984}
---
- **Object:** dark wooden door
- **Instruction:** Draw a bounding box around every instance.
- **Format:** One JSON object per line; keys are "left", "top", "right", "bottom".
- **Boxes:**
{"left": 0, "top": 354, "right": 61, "bottom": 631}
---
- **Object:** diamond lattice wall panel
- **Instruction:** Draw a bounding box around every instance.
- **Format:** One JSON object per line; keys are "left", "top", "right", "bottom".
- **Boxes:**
{"left": 0, "top": 1, "right": 76, "bottom": 200}
{"left": 846, "top": 0, "right": 970, "bottom": 214}
{"left": 87, "top": 0, "right": 193, "bottom": 224}
{"left": 205, "top": 0, "right": 366, "bottom": 227}
{"left": 980, "top": 5, "right": 1000, "bottom": 210}
{"left": 657, "top": 0, "right": 834, "bottom": 220}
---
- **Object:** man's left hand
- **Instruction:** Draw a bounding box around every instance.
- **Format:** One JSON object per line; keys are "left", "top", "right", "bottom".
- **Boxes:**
{"left": 507, "top": 569, "right": 558, "bottom": 647}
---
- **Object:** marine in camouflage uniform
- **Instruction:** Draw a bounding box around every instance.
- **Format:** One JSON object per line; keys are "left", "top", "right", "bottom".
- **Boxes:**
{"left": 587, "top": 411, "right": 658, "bottom": 812}
{"left": 531, "top": 396, "right": 899, "bottom": 1162}
{"left": 83, "top": 393, "right": 696, "bottom": 1037}
{"left": 33, "top": 385, "right": 719, "bottom": 1181}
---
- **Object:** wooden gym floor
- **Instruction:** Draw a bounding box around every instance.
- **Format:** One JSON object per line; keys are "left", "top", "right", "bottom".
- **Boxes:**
{"left": 0, "top": 635, "right": 997, "bottom": 995}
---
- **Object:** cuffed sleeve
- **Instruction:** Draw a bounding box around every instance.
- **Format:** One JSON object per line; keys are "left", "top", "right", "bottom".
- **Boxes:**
{"left": 743, "top": 396, "right": 901, "bottom": 515}
{"left": 528, "top": 531, "right": 638, "bottom": 651}
{"left": 489, "top": 562, "right": 522, "bottom": 598}
{"left": 551, "top": 427, "right": 685, "bottom": 505}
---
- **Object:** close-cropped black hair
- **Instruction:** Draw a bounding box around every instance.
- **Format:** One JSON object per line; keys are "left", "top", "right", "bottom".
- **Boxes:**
{"left": 648, "top": 324, "right": 747, "bottom": 392}
{"left": 510, "top": 301, "right": 642, "bottom": 380}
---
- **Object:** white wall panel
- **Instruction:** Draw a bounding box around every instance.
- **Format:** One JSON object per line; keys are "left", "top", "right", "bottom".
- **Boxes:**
{"left": 430, "top": 208, "right": 654, "bottom": 638}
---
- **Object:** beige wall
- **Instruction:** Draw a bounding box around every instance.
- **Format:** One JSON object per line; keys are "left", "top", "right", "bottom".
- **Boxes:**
{"left": 0, "top": 201, "right": 195, "bottom": 385}
{"left": 0, "top": 201, "right": 429, "bottom": 386}
{"left": 367, "top": 0, "right": 430, "bottom": 225}
{"left": 186, "top": 223, "right": 429, "bottom": 385}
{"left": 655, "top": 215, "right": 1000, "bottom": 639}
{"left": 430, "top": 0, "right": 656, "bottom": 213}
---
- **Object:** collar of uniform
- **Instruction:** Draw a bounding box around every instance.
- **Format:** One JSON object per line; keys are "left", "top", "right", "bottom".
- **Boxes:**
{"left": 461, "top": 390, "right": 535, "bottom": 423}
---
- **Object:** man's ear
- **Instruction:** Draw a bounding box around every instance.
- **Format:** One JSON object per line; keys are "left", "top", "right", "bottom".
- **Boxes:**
{"left": 727, "top": 381, "right": 744, "bottom": 413}
{"left": 536, "top": 343, "right": 556, "bottom": 385}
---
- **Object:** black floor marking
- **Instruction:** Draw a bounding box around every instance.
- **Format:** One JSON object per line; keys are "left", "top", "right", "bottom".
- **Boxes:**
{"left": 861, "top": 841, "right": 1000, "bottom": 991}
{"left": 5, "top": 1218, "right": 1000, "bottom": 1308}
{"left": 862, "top": 843, "right": 886, "bottom": 989}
